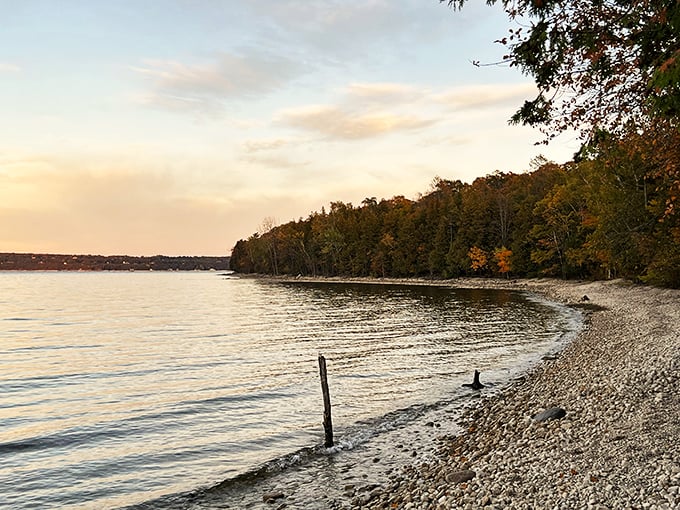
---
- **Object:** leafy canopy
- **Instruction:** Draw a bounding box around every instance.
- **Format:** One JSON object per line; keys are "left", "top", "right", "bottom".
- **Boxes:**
{"left": 443, "top": 0, "right": 680, "bottom": 141}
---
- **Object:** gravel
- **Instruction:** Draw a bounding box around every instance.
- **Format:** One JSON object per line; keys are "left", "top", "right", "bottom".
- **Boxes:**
{"left": 347, "top": 278, "right": 680, "bottom": 510}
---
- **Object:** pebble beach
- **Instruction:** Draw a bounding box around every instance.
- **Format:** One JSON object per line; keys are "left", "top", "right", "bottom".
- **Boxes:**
{"left": 345, "top": 278, "right": 680, "bottom": 510}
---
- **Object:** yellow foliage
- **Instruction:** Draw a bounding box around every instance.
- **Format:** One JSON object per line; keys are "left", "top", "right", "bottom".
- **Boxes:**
{"left": 494, "top": 247, "right": 513, "bottom": 275}
{"left": 468, "top": 246, "right": 488, "bottom": 271}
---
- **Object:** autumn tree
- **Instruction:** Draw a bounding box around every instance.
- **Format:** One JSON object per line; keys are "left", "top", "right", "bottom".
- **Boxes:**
{"left": 230, "top": 144, "right": 678, "bottom": 286}
{"left": 529, "top": 169, "right": 594, "bottom": 278}
{"left": 494, "top": 246, "right": 513, "bottom": 277}
{"left": 575, "top": 126, "right": 680, "bottom": 285}
{"left": 372, "top": 233, "right": 396, "bottom": 278}
{"left": 468, "top": 246, "right": 489, "bottom": 273}
{"left": 443, "top": 0, "right": 680, "bottom": 141}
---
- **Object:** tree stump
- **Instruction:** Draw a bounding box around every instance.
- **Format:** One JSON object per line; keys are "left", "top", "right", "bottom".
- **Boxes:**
{"left": 462, "top": 369, "right": 484, "bottom": 390}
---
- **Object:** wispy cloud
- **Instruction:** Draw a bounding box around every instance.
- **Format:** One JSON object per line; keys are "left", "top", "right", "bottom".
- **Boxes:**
{"left": 132, "top": 50, "right": 302, "bottom": 116}
{"left": 0, "top": 62, "right": 21, "bottom": 73}
{"left": 344, "top": 82, "right": 425, "bottom": 105}
{"left": 242, "top": 154, "right": 310, "bottom": 171}
{"left": 275, "top": 81, "right": 435, "bottom": 140}
{"left": 241, "top": 138, "right": 295, "bottom": 153}
{"left": 279, "top": 104, "right": 435, "bottom": 140}
{"left": 271, "top": 80, "right": 543, "bottom": 144}
{"left": 246, "top": 0, "right": 453, "bottom": 61}
{"left": 435, "top": 83, "right": 537, "bottom": 111}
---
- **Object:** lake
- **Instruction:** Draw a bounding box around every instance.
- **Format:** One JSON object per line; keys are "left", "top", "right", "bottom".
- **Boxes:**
{"left": 0, "top": 272, "right": 581, "bottom": 509}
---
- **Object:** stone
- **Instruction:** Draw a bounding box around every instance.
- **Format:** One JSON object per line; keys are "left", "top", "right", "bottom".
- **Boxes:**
{"left": 263, "top": 491, "right": 285, "bottom": 504}
{"left": 533, "top": 407, "right": 567, "bottom": 422}
{"left": 446, "top": 470, "right": 476, "bottom": 484}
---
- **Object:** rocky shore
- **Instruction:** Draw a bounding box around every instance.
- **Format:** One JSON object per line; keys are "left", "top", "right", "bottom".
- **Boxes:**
{"left": 345, "top": 278, "right": 680, "bottom": 510}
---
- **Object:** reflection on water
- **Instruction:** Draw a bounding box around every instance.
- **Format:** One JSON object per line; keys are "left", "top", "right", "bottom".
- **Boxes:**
{"left": 0, "top": 273, "right": 580, "bottom": 509}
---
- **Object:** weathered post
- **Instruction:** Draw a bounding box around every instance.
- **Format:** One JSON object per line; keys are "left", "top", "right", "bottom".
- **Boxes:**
{"left": 318, "top": 354, "right": 334, "bottom": 447}
{"left": 462, "top": 369, "right": 485, "bottom": 390}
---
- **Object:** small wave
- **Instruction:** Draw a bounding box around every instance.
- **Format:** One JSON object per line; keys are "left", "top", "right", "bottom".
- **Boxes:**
{"left": 0, "top": 440, "right": 40, "bottom": 454}
{"left": 0, "top": 424, "right": 133, "bottom": 456}
{"left": 178, "top": 389, "right": 294, "bottom": 409}
{"left": 124, "top": 395, "right": 469, "bottom": 509}
{"left": 122, "top": 444, "right": 321, "bottom": 509}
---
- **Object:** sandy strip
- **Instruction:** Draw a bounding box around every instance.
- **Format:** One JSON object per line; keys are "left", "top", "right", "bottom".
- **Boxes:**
{"left": 331, "top": 278, "right": 680, "bottom": 510}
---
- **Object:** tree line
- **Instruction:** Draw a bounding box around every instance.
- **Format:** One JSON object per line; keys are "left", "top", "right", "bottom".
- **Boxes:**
{"left": 233, "top": 0, "right": 678, "bottom": 286}
{"left": 0, "top": 253, "right": 230, "bottom": 271}
{"left": 231, "top": 125, "right": 680, "bottom": 287}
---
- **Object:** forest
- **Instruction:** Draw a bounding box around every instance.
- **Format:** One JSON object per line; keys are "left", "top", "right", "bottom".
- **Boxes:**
{"left": 230, "top": 124, "right": 679, "bottom": 287}
{"left": 232, "top": 1, "right": 679, "bottom": 287}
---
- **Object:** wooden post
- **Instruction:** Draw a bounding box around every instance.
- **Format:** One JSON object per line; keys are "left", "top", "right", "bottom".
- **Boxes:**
{"left": 462, "top": 369, "right": 485, "bottom": 390}
{"left": 318, "top": 354, "right": 334, "bottom": 448}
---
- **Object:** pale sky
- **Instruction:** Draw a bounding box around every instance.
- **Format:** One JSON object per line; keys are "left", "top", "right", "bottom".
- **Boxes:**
{"left": 0, "top": 1, "right": 580, "bottom": 256}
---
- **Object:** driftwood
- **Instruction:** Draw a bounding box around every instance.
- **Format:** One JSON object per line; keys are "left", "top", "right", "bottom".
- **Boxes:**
{"left": 318, "top": 354, "right": 334, "bottom": 447}
{"left": 462, "top": 370, "right": 485, "bottom": 390}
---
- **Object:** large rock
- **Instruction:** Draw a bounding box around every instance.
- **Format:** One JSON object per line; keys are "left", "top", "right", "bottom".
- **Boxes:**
{"left": 446, "top": 470, "right": 476, "bottom": 483}
{"left": 533, "top": 407, "right": 567, "bottom": 422}
{"left": 262, "top": 491, "right": 285, "bottom": 504}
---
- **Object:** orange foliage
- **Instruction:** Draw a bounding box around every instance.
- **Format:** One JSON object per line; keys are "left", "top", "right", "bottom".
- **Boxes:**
{"left": 494, "top": 247, "right": 513, "bottom": 275}
{"left": 468, "top": 246, "right": 488, "bottom": 272}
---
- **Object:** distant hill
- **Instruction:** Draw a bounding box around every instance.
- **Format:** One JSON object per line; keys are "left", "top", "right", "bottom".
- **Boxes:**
{"left": 0, "top": 253, "right": 230, "bottom": 271}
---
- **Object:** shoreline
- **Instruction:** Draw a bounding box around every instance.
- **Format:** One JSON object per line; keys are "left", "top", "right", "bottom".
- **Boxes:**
{"left": 252, "top": 275, "right": 680, "bottom": 508}
{"left": 344, "top": 277, "right": 680, "bottom": 509}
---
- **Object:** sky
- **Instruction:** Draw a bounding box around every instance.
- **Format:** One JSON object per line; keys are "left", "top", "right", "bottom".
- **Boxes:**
{"left": 0, "top": 0, "right": 581, "bottom": 257}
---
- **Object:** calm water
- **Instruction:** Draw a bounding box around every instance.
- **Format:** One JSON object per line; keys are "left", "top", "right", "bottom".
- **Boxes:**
{"left": 0, "top": 272, "right": 581, "bottom": 509}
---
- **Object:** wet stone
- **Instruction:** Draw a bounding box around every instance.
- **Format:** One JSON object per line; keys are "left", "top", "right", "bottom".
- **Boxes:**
{"left": 533, "top": 407, "right": 567, "bottom": 422}
{"left": 263, "top": 491, "right": 285, "bottom": 504}
{"left": 446, "top": 470, "right": 477, "bottom": 484}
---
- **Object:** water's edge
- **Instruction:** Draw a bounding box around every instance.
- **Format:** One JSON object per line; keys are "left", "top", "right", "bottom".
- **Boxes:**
{"left": 126, "top": 277, "right": 584, "bottom": 510}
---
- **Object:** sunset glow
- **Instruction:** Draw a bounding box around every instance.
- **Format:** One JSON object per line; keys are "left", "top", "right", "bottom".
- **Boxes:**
{"left": 0, "top": 1, "right": 580, "bottom": 256}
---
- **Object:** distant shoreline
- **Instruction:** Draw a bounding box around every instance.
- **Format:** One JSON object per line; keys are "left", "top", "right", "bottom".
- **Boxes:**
{"left": 0, "top": 253, "right": 230, "bottom": 271}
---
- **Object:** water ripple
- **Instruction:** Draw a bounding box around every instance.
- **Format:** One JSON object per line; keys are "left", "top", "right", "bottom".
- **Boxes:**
{"left": 0, "top": 273, "right": 581, "bottom": 510}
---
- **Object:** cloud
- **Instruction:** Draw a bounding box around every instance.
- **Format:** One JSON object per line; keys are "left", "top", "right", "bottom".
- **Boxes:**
{"left": 419, "top": 134, "right": 471, "bottom": 147}
{"left": 279, "top": 105, "right": 436, "bottom": 140}
{"left": 274, "top": 81, "right": 435, "bottom": 140}
{"left": 0, "top": 149, "right": 345, "bottom": 255}
{"left": 272, "top": 81, "right": 538, "bottom": 142}
{"left": 132, "top": 50, "right": 302, "bottom": 116}
{"left": 0, "top": 62, "right": 21, "bottom": 73}
{"left": 241, "top": 138, "right": 295, "bottom": 153}
{"left": 133, "top": 92, "right": 224, "bottom": 119}
{"left": 238, "top": 137, "right": 312, "bottom": 171}
{"left": 435, "top": 83, "right": 537, "bottom": 111}
{"left": 344, "top": 82, "right": 425, "bottom": 105}
{"left": 246, "top": 0, "right": 455, "bottom": 61}
{"left": 0, "top": 157, "right": 240, "bottom": 255}
{"left": 242, "top": 154, "right": 310, "bottom": 171}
